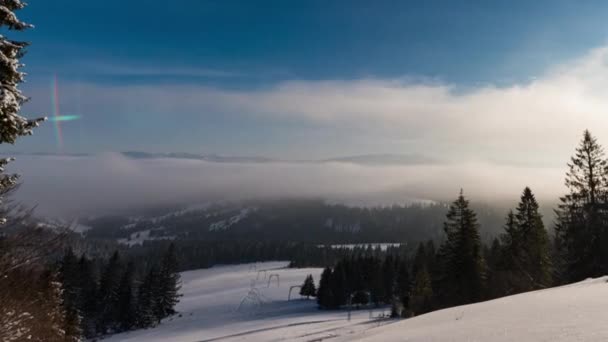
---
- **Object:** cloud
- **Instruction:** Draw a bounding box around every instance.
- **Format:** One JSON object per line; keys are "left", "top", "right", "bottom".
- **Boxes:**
{"left": 15, "top": 45, "right": 608, "bottom": 218}
{"left": 23, "top": 45, "right": 608, "bottom": 164}
{"left": 6, "top": 154, "right": 565, "bottom": 218}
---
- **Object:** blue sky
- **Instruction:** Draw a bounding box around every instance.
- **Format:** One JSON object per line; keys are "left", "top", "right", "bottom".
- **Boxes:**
{"left": 10, "top": 0, "right": 608, "bottom": 160}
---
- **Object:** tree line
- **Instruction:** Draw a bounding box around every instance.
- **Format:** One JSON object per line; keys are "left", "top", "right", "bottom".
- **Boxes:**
{"left": 59, "top": 244, "right": 181, "bottom": 338}
{"left": 316, "top": 130, "right": 608, "bottom": 316}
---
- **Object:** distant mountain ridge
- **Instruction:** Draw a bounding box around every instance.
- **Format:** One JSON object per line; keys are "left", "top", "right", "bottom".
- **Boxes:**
{"left": 120, "top": 151, "right": 440, "bottom": 166}
{"left": 4, "top": 151, "right": 441, "bottom": 166}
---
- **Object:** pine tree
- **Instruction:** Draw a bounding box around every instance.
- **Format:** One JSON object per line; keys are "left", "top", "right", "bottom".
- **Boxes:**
{"left": 409, "top": 266, "right": 434, "bottom": 315}
{"left": 59, "top": 248, "right": 80, "bottom": 313}
{"left": 299, "top": 274, "right": 316, "bottom": 299}
{"left": 555, "top": 130, "right": 608, "bottom": 282}
{"left": 136, "top": 266, "right": 158, "bottom": 328}
{"left": 316, "top": 267, "right": 333, "bottom": 309}
{"left": 59, "top": 248, "right": 83, "bottom": 340}
{"left": 381, "top": 255, "right": 396, "bottom": 303}
{"left": 0, "top": 0, "right": 44, "bottom": 225}
{"left": 436, "top": 190, "right": 486, "bottom": 307}
{"left": 77, "top": 255, "right": 98, "bottom": 338}
{"left": 117, "top": 262, "right": 137, "bottom": 331}
{"left": 395, "top": 260, "right": 410, "bottom": 309}
{"left": 412, "top": 243, "right": 427, "bottom": 279}
{"left": 97, "top": 251, "right": 122, "bottom": 333}
{"left": 515, "top": 187, "right": 551, "bottom": 288}
{"left": 156, "top": 243, "right": 181, "bottom": 322}
{"left": 34, "top": 271, "right": 70, "bottom": 342}
{"left": 484, "top": 237, "right": 510, "bottom": 299}
{"left": 330, "top": 262, "right": 347, "bottom": 308}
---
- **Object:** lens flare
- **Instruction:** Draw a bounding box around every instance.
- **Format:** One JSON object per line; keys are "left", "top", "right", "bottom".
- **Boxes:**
{"left": 51, "top": 75, "right": 63, "bottom": 151}
{"left": 48, "top": 115, "right": 81, "bottom": 122}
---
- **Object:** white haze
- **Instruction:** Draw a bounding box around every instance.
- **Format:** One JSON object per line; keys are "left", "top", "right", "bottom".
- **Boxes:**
{"left": 6, "top": 153, "right": 566, "bottom": 218}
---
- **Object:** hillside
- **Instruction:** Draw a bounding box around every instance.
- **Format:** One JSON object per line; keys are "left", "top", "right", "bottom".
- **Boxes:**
{"left": 103, "top": 262, "right": 608, "bottom": 342}
{"left": 80, "top": 199, "right": 512, "bottom": 245}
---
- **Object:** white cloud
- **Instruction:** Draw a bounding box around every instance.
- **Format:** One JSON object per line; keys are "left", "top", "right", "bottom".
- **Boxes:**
{"left": 24, "top": 45, "right": 608, "bottom": 165}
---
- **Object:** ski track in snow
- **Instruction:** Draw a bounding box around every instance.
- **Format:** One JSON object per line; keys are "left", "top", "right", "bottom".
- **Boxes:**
{"left": 103, "top": 262, "right": 608, "bottom": 342}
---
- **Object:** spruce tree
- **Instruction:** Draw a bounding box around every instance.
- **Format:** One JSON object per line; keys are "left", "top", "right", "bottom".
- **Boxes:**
{"left": 77, "top": 255, "right": 98, "bottom": 337}
{"left": 59, "top": 249, "right": 83, "bottom": 340}
{"left": 330, "top": 262, "right": 347, "bottom": 308}
{"left": 300, "top": 274, "right": 316, "bottom": 299}
{"left": 98, "top": 251, "right": 122, "bottom": 333}
{"left": 59, "top": 248, "right": 80, "bottom": 314}
{"left": 381, "top": 255, "right": 396, "bottom": 304}
{"left": 515, "top": 187, "right": 551, "bottom": 288}
{"left": 156, "top": 243, "right": 181, "bottom": 322}
{"left": 412, "top": 243, "right": 427, "bottom": 278}
{"left": 0, "top": 0, "right": 44, "bottom": 225}
{"left": 555, "top": 130, "right": 608, "bottom": 281}
{"left": 436, "top": 190, "right": 485, "bottom": 307}
{"left": 136, "top": 266, "right": 158, "bottom": 328}
{"left": 117, "top": 262, "right": 137, "bottom": 331}
{"left": 395, "top": 260, "right": 410, "bottom": 309}
{"left": 409, "top": 266, "right": 434, "bottom": 315}
{"left": 316, "top": 267, "right": 333, "bottom": 309}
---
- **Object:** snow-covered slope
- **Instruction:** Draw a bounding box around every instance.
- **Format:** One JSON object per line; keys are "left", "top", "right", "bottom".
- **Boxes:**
{"left": 344, "top": 277, "right": 608, "bottom": 342}
{"left": 104, "top": 262, "right": 393, "bottom": 342}
{"left": 105, "top": 263, "right": 608, "bottom": 342}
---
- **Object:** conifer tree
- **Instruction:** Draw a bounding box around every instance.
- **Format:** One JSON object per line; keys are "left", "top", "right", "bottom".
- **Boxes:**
{"left": 117, "top": 262, "right": 137, "bottom": 331}
{"left": 300, "top": 274, "right": 316, "bottom": 299}
{"left": 381, "top": 255, "right": 396, "bottom": 303}
{"left": 436, "top": 190, "right": 485, "bottom": 307}
{"left": 515, "top": 187, "right": 551, "bottom": 288}
{"left": 555, "top": 130, "right": 608, "bottom": 282}
{"left": 98, "top": 251, "right": 122, "bottom": 333}
{"left": 330, "top": 263, "right": 348, "bottom": 308}
{"left": 59, "top": 248, "right": 80, "bottom": 313}
{"left": 156, "top": 243, "right": 181, "bottom": 322}
{"left": 137, "top": 266, "right": 159, "bottom": 328}
{"left": 35, "top": 271, "right": 71, "bottom": 342}
{"left": 77, "top": 255, "right": 98, "bottom": 337}
{"left": 316, "top": 267, "right": 333, "bottom": 309}
{"left": 0, "top": 0, "right": 44, "bottom": 225}
{"left": 412, "top": 243, "right": 427, "bottom": 278}
{"left": 409, "top": 266, "right": 434, "bottom": 315}
{"left": 395, "top": 260, "right": 410, "bottom": 309}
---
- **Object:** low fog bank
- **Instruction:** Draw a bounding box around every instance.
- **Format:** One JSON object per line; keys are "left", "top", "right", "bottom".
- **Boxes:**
{"left": 5, "top": 153, "right": 566, "bottom": 218}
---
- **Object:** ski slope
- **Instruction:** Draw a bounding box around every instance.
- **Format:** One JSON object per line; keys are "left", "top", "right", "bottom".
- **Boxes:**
{"left": 104, "top": 262, "right": 392, "bottom": 342}
{"left": 105, "top": 262, "right": 608, "bottom": 341}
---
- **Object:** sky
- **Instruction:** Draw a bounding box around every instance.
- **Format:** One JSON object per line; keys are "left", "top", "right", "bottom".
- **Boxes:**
{"left": 8, "top": 0, "right": 608, "bottom": 162}
{"left": 6, "top": 1, "right": 608, "bottom": 215}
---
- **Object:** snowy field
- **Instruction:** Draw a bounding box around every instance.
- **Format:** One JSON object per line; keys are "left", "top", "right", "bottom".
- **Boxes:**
{"left": 104, "top": 262, "right": 392, "bottom": 342}
{"left": 105, "top": 262, "right": 608, "bottom": 342}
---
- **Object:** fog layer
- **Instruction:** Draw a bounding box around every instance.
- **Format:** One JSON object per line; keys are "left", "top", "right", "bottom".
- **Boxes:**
{"left": 7, "top": 154, "right": 566, "bottom": 217}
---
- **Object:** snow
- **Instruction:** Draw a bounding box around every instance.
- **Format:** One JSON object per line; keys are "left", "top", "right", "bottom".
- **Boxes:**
{"left": 209, "top": 207, "right": 256, "bottom": 231}
{"left": 319, "top": 243, "right": 403, "bottom": 251}
{"left": 103, "top": 262, "right": 390, "bottom": 342}
{"left": 117, "top": 229, "right": 175, "bottom": 246}
{"left": 340, "top": 277, "right": 608, "bottom": 342}
{"left": 103, "top": 262, "right": 608, "bottom": 342}
{"left": 71, "top": 223, "right": 92, "bottom": 234}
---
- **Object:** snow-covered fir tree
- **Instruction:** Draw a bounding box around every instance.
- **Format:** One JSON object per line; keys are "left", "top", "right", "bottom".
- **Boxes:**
{"left": 0, "top": 0, "right": 45, "bottom": 224}
{"left": 299, "top": 274, "right": 316, "bottom": 299}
